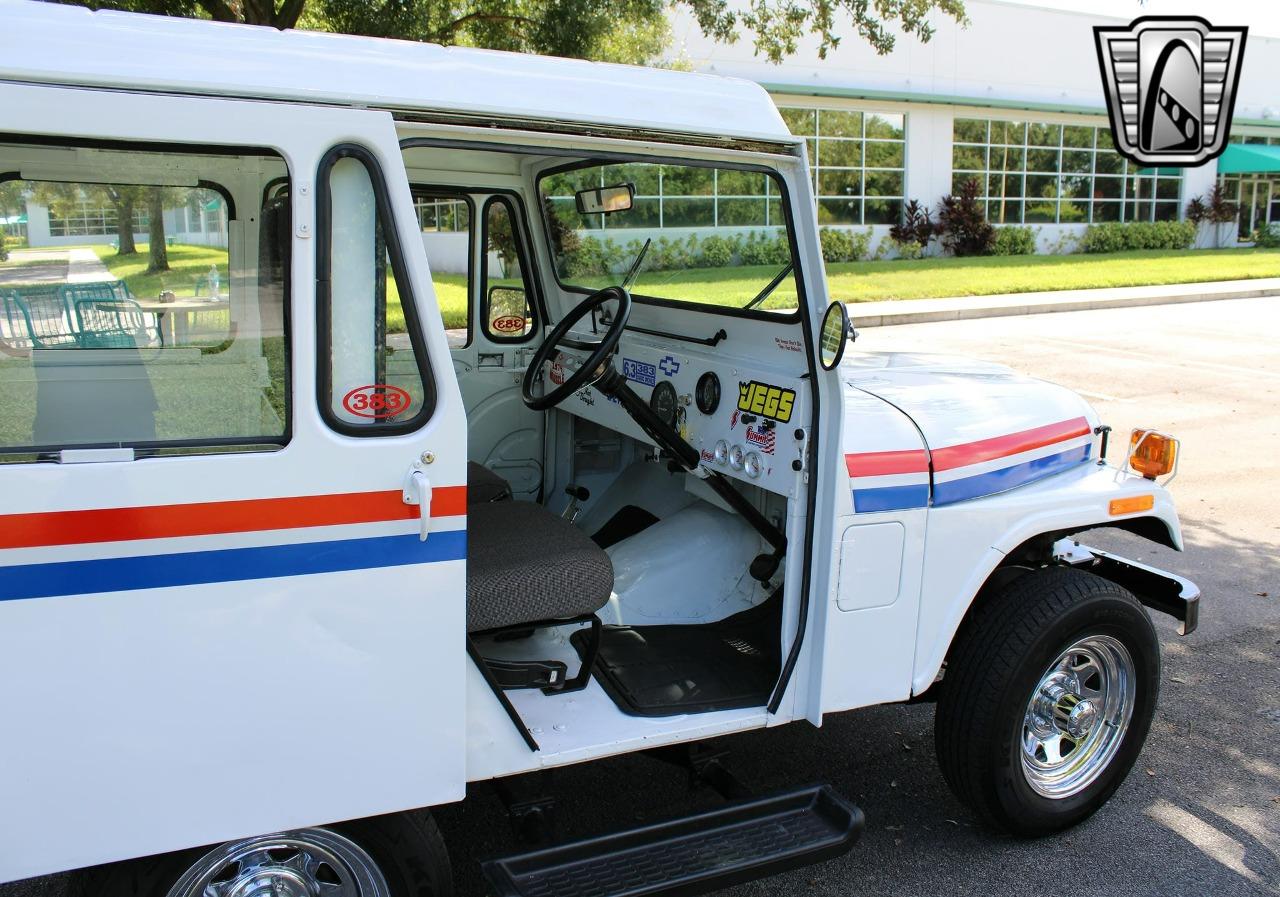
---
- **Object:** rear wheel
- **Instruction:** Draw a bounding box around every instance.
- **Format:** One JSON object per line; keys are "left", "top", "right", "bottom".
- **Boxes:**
{"left": 82, "top": 811, "right": 452, "bottom": 897}
{"left": 934, "top": 566, "right": 1161, "bottom": 836}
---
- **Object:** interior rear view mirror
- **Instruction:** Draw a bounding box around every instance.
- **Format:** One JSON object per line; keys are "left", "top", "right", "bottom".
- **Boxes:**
{"left": 576, "top": 183, "right": 634, "bottom": 215}
{"left": 819, "top": 301, "right": 852, "bottom": 370}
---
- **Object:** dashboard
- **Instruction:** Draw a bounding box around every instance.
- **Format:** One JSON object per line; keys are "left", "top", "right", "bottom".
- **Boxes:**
{"left": 550, "top": 331, "right": 809, "bottom": 498}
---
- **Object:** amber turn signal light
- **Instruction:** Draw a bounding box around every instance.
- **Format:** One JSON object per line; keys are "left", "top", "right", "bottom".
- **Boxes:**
{"left": 1110, "top": 494, "right": 1155, "bottom": 516}
{"left": 1129, "top": 429, "right": 1178, "bottom": 480}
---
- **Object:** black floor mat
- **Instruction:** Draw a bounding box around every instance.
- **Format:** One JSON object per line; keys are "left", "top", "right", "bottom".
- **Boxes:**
{"left": 571, "top": 596, "right": 781, "bottom": 717}
{"left": 591, "top": 504, "right": 660, "bottom": 549}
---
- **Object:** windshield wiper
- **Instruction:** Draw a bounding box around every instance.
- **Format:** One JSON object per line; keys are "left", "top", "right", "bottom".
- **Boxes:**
{"left": 621, "top": 238, "right": 652, "bottom": 292}
{"left": 743, "top": 262, "right": 794, "bottom": 311}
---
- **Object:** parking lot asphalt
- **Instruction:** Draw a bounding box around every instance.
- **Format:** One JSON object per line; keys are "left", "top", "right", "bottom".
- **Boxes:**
{"left": 5, "top": 297, "right": 1278, "bottom": 897}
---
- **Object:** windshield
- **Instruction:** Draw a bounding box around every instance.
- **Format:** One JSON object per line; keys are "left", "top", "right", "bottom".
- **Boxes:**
{"left": 538, "top": 162, "right": 800, "bottom": 316}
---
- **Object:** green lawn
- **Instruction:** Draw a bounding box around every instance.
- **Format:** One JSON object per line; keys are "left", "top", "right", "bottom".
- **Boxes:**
{"left": 93, "top": 243, "right": 1280, "bottom": 334}
{"left": 93, "top": 243, "right": 229, "bottom": 298}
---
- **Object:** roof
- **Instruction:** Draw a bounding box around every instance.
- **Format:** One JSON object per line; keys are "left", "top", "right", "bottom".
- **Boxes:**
{"left": 0, "top": 0, "right": 793, "bottom": 146}
{"left": 1218, "top": 142, "right": 1280, "bottom": 174}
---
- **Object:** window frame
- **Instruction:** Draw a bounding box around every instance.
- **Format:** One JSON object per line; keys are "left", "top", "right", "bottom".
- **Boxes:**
{"left": 0, "top": 145, "right": 291, "bottom": 460}
{"left": 315, "top": 143, "right": 437, "bottom": 438}
{"left": 479, "top": 193, "right": 543, "bottom": 345}
{"left": 536, "top": 157, "right": 805, "bottom": 324}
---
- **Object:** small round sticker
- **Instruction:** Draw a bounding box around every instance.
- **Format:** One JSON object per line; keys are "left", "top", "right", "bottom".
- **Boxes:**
{"left": 342, "top": 384, "right": 412, "bottom": 419}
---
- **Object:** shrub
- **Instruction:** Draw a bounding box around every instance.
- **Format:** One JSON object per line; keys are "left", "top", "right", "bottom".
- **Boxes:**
{"left": 0, "top": 232, "right": 7, "bottom": 263}
{"left": 699, "top": 235, "right": 735, "bottom": 267}
{"left": 563, "top": 235, "right": 609, "bottom": 278}
{"left": 739, "top": 231, "right": 790, "bottom": 266}
{"left": 1079, "top": 221, "right": 1195, "bottom": 253}
{"left": 937, "top": 179, "right": 995, "bottom": 256}
{"left": 991, "top": 226, "right": 1037, "bottom": 256}
{"left": 818, "top": 227, "right": 870, "bottom": 263}
{"left": 1252, "top": 224, "right": 1280, "bottom": 248}
{"left": 890, "top": 199, "right": 937, "bottom": 256}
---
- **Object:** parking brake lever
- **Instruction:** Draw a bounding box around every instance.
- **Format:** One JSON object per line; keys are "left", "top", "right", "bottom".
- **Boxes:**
{"left": 562, "top": 485, "right": 590, "bottom": 523}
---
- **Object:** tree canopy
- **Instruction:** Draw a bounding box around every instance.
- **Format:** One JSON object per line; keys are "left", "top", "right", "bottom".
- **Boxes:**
{"left": 45, "top": 0, "right": 967, "bottom": 64}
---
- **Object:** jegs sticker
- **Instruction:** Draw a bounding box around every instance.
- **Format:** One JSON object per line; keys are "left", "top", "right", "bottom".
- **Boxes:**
{"left": 622, "top": 358, "right": 657, "bottom": 387}
{"left": 737, "top": 380, "right": 795, "bottom": 423}
{"left": 342, "top": 384, "right": 412, "bottom": 419}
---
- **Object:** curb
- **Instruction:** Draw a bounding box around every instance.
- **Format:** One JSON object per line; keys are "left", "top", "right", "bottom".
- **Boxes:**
{"left": 847, "top": 282, "right": 1280, "bottom": 327}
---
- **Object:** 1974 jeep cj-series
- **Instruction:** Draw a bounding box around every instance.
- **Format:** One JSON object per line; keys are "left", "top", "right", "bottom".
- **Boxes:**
{"left": 0, "top": 4, "right": 1199, "bottom": 895}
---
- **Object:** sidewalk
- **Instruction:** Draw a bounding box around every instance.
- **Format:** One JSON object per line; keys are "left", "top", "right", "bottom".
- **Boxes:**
{"left": 846, "top": 277, "right": 1280, "bottom": 327}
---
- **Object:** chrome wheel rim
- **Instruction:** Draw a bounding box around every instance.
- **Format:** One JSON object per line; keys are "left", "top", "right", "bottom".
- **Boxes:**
{"left": 165, "top": 829, "right": 389, "bottom": 897}
{"left": 1020, "top": 634, "right": 1136, "bottom": 799}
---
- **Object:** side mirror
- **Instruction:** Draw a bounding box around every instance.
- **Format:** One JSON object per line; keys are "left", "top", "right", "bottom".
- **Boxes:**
{"left": 486, "top": 284, "right": 533, "bottom": 339}
{"left": 576, "top": 183, "right": 634, "bottom": 215}
{"left": 819, "top": 301, "right": 852, "bottom": 370}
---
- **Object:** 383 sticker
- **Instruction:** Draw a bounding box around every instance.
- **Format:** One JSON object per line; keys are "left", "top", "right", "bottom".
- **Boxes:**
{"left": 737, "top": 380, "right": 795, "bottom": 423}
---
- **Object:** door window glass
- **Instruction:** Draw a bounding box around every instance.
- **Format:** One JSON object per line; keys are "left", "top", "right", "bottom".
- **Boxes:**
{"left": 0, "top": 142, "right": 289, "bottom": 460}
{"left": 413, "top": 191, "right": 471, "bottom": 348}
{"left": 482, "top": 197, "right": 536, "bottom": 341}
{"left": 319, "top": 148, "right": 433, "bottom": 435}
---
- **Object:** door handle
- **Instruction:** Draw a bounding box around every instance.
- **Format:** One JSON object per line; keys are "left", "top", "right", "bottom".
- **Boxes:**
{"left": 402, "top": 468, "right": 433, "bottom": 542}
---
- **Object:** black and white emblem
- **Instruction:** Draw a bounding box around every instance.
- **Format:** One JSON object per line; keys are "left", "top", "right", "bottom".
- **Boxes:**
{"left": 1094, "top": 17, "right": 1247, "bottom": 167}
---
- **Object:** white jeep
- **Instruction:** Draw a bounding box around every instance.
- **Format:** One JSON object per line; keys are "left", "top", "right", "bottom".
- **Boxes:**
{"left": 0, "top": 4, "right": 1197, "bottom": 896}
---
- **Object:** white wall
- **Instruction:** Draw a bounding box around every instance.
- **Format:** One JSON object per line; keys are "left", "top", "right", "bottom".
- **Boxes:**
{"left": 420, "top": 231, "right": 469, "bottom": 275}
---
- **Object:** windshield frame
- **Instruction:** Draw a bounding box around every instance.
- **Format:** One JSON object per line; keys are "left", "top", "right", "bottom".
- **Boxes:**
{"left": 535, "top": 157, "right": 805, "bottom": 324}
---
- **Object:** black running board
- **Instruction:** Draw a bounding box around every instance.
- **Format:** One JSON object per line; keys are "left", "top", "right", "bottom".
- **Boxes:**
{"left": 481, "top": 784, "right": 863, "bottom": 897}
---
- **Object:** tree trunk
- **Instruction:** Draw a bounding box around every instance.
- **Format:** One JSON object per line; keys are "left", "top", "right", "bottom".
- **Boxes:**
{"left": 146, "top": 188, "right": 169, "bottom": 274}
{"left": 116, "top": 196, "right": 137, "bottom": 256}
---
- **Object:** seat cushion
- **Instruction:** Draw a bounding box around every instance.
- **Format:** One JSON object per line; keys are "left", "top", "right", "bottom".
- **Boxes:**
{"left": 467, "top": 501, "right": 614, "bottom": 633}
{"left": 468, "top": 461, "right": 512, "bottom": 504}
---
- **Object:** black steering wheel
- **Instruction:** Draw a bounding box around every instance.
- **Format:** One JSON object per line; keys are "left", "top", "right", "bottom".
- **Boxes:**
{"left": 521, "top": 286, "right": 632, "bottom": 411}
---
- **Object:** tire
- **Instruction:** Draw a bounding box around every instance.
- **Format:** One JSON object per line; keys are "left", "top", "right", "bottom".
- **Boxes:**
{"left": 81, "top": 810, "right": 453, "bottom": 897}
{"left": 934, "top": 566, "right": 1161, "bottom": 836}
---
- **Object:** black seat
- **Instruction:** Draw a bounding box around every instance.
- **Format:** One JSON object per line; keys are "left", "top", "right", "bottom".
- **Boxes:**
{"left": 466, "top": 501, "right": 613, "bottom": 633}
{"left": 468, "top": 461, "right": 513, "bottom": 504}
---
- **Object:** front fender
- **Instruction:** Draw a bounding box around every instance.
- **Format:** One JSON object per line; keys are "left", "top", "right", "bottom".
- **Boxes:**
{"left": 911, "top": 462, "right": 1184, "bottom": 695}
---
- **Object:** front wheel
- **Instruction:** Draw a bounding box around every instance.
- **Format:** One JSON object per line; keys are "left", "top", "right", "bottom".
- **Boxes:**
{"left": 934, "top": 566, "right": 1161, "bottom": 836}
{"left": 82, "top": 811, "right": 453, "bottom": 897}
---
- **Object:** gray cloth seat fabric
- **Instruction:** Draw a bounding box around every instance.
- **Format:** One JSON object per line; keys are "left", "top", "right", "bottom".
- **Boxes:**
{"left": 467, "top": 501, "right": 614, "bottom": 633}
{"left": 468, "top": 461, "right": 512, "bottom": 504}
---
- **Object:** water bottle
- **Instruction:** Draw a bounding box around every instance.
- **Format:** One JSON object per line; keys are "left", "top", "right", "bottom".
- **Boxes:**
{"left": 209, "top": 264, "right": 220, "bottom": 298}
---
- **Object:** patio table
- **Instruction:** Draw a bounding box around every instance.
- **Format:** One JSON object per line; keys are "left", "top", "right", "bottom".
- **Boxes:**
{"left": 133, "top": 295, "right": 229, "bottom": 346}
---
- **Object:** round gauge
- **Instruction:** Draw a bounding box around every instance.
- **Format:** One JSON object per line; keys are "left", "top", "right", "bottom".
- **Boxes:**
{"left": 744, "top": 451, "right": 764, "bottom": 479}
{"left": 713, "top": 439, "right": 729, "bottom": 465}
{"left": 650, "top": 380, "right": 678, "bottom": 427}
{"left": 728, "top": 444, "right": 745, "bottom": 471}
{"left": 695, "top": 371, "right": 721, "bottom": 415}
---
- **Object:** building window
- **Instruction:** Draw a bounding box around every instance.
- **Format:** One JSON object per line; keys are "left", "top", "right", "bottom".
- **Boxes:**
{"left": 952, "top": 118, "right": 1182, "bottom": 224}
{"left": 47, "top": 195, "right": 149, "bottom": 237}
{"left": 415, "top": 196, "right": 470, "bottom": 233}
{"left": 780, "top": 106, "right": 906, "bottom": 225}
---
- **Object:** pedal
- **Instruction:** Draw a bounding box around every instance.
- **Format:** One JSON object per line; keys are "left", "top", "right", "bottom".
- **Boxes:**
{"left": 482, "top": 784, "right": 863, "bottom": 897}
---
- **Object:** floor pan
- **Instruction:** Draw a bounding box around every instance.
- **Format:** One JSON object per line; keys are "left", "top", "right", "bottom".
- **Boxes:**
{"left": 571, "top": 595, "right": 781, "bottom": 717}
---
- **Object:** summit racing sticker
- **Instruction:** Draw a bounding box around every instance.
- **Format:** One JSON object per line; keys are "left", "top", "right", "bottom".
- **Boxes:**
{"left": 737, "top": 380, "right": 795, "bottom": 424}
{"left": 622, "top": 358, "right": 657, "bottom": 387}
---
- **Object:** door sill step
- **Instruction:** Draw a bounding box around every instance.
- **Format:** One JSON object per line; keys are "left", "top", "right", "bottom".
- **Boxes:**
{"left": 481, "top": 784, "right": 863, "bottom": 897}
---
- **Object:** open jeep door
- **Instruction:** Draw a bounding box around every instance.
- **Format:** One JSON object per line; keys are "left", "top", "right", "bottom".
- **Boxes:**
{"left": 0, "top": 82, "right": 467, "bottom": 882}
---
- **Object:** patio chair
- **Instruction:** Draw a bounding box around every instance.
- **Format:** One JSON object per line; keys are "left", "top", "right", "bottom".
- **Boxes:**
{"left": 3, "top": 286, "right": 79, "bottom": 349}
{"left": 64, "top": 283, "right": 159, "bottom": 349}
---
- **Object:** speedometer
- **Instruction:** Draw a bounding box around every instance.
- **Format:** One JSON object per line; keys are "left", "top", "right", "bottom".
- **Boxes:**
{"left": 695, "top": 372, "right": 720, "bottom": 415}
{"left": 650, "top": 380, "right": 678, "bottom": 427}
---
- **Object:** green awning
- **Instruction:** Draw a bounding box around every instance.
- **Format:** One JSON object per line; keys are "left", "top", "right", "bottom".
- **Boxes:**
{"left": 1218, "top": 143, "right": 1280, "bottom": 174}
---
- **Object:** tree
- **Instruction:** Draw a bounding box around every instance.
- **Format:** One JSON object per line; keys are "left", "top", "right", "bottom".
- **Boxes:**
{"left": 45, "top": 0, "right": 968, "bottom": 64}
{"left": 146, "top": 186, "right": 170, "bottom": 273}
{"left": 32, "top": 181, "right": 148, "bottom": 256}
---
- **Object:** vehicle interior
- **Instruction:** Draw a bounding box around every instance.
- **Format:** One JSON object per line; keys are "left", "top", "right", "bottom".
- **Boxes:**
{"left": 400, "top": 141, "right": 817, "bottom": 751}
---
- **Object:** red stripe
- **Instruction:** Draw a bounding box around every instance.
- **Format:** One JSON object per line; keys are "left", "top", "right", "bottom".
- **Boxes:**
{"left": 931, "top": 417, "right": 1091, "bottom": 472}
{"left": 0, "top": 486, "right": 467, "bottom": 550}
{"left": 845, "top": 449, "right": 930, "bottom": 477}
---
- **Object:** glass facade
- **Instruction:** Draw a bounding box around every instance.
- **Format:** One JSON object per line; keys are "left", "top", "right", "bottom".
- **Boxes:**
{"left": 48, "top": 199, "right": 149, "bottom": 237}
{"left": 952, "top": 118, "right": 1183, "bottom": 224}
{"left": 780, "top": 106, "right": 906, "bottom": 224}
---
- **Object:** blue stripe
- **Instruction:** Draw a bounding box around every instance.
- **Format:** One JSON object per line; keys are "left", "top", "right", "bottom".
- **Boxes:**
{"left": 932, "top": 444, "right": 1092, "bottom": 507}
{"left": 853, "top": 483, "right": 930, "bottom": 513}
{"left": 0, "top": 530, "right": 467, "bottom": 602}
